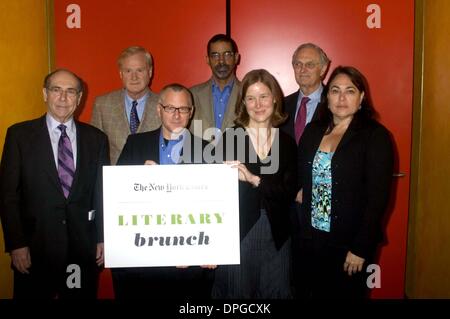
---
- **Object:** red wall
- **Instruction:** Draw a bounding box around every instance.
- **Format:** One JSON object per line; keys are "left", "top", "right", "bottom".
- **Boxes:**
{"left": 231, "top": 0, "right": 414, "bottom": 299}
{"left": 54, "top": 0, "right": 414, "bottom": 298}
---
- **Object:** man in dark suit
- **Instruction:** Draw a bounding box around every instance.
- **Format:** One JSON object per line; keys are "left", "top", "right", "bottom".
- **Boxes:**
{"left": 281, "top": 44, "right": 330, "bottom": 298}
{"left": 281, "top": 43, "right": 330, "bottom": 144}
{"left": 113, "top": 83, "right": 213, "bottom": 299}
{"left": 91, "top": 46, "right": 160, "bottom": 165}
{"left": 189, "top": 34, "right": 241, "bottom": 142}
{"left": 0, "top": 69, "right": 109, "bottom": 299}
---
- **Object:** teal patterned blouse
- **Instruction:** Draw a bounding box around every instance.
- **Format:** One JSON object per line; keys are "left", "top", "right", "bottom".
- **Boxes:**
{"left": 311, "top": 150, "right": 334, "bottom": 232}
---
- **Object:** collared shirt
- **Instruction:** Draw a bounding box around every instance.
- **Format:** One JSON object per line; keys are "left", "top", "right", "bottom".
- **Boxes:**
{"left": 46, "top": 113, "right": 77, "bottom": 169}
{"left": 124, "top": 91, "right": 149, "bottom": 124}
{"left": 212, "top": 78, "right": 234, "bottom": 130}
{"left": 295, "top": 84, "right": 323, "bottom": 124}
{"left": 159, "top": 128, "right": 188, "bottom": 165}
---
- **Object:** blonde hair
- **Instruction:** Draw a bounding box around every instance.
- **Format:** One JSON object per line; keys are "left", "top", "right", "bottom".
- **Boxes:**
{"left": 117, "top": 46, "right": 153, "bottom": 69}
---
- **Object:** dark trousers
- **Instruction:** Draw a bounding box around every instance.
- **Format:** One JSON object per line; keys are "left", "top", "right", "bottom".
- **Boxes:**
{"left": 13, "top": 262, "right": 98, "bottom": 299}
{"left": 293, "top": 231, "right": 371, "bottom": 299}
{"left": 112, "top": 267, "right": 214, "bottom": 299}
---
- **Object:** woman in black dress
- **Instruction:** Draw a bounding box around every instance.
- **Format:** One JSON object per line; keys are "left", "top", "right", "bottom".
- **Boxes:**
{"left": 212, "top": 69, "right": 297, "bottom": 298}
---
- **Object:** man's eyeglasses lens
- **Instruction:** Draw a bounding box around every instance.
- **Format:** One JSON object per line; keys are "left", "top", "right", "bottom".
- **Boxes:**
{"left": 160, "top": 104, "right": 192, "bottom": 114}
{"left": 209, "top": 51, "right": 234, "bottom": 61}
{"left": 293, "top": 62, "right": 319, "bottom": 70}
{"left": 48, "top": 87, "right": 79, "bottom": 97}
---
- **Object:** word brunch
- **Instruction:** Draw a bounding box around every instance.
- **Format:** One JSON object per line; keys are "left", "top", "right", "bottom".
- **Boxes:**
{"left": 118, "top": 212, "right": 224, "bottom": 247}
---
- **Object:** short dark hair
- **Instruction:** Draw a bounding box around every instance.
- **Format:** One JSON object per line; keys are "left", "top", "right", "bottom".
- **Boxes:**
{"left": 318, "top": 66, "right": 376, "bottom": 132}
{"left": 235, "top": 69, "right": 287, "bottom": 128}
{"left": 207, "top": 34, "right": 238, "bottom": 54}
{"left": 43, "top": 68, "right": 84, "bottom": 93}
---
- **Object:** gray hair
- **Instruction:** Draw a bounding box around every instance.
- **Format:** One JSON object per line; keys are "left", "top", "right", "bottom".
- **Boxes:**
{"left": 159, "top": 83, "right": 193, "bottom": 106}
{"left": 292, "top": 43, "right": 330, "bottom": 67}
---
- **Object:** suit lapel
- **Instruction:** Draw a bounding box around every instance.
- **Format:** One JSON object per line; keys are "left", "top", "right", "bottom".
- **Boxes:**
{"left": 200, "top": 81, "right": 215, "bottom": 130}
{"left": 334, "top": 120, "right": 359, "bottom": 156}
{"left": 112, "top": 90, "right": 131, "bottom": 137}
{"left": 222, "top": 79, "right": 240, "bottom": 131}
{"left": 35, "top": 116, "right": 66, "bottom": 198}
{"left": 68, "top": 121, "right": 84, "bottom": 199}
{"left": 145, "top": 129, "right": 160, "bottom": 163}
{"left": 139, "top": 91, "right": 161, "bottom": 133}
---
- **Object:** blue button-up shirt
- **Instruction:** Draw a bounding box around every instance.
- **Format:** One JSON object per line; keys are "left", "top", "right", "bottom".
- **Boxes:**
{"left": 159, "top": 129, "right": 187, "bottom": 165}
{"left": 124, "top": 91, "right": 148, "bottom": 124}
{"left": 212, "top": 79, "right": 234, "bottom": 130}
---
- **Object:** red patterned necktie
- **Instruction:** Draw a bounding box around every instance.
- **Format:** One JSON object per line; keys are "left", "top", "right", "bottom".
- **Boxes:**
{"left": 294, "top": 96, "right": 310, "bottom": 144}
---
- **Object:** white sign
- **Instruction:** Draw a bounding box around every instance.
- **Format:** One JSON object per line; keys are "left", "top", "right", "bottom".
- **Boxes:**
{"left": 103, "top": 164, "right": 240, "bottom": 268}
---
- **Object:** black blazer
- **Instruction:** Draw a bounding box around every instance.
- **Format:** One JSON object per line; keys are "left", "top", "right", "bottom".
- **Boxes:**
{"left": 281, "top": 90, "right": 322, "bottom": 140}
{"left": 217, "top": 127, "right": 297, "bottom": 249}
{"left": 0, "top": 115, "right": 109, "bottom": 271}
{"left": 117, "top": 128, "right": 208, "bottom": 165}
{"left": 297, "top": 119, "right": 394, "bottom": 259}
{"left": 115, "top": 127, "right": 212, "bottom": 299}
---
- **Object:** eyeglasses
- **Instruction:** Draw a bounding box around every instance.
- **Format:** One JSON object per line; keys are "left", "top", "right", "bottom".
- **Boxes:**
{"left": 47, "top": 86, "right": 79, "bottom": 98}
{"left": 293, "top": 61, "right": 321, "bottom": 70}
{"left": 209, "top": 51, "right": 235, "bottom": 61}
{"left": 159, "top": 103, "right": 192, "bottom": 114}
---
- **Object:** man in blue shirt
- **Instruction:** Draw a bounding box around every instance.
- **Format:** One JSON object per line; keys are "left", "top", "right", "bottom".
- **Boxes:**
{"left": 114, "top": 83, "right": 212, "bottom": 299}
{"left": 91, "top": 46, "right": 160, "bottom": 165}
{"left": 189, "top": 34, "right": 241, "bottom": 142}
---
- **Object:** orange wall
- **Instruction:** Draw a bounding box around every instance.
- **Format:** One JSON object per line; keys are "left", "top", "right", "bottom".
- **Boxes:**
{"left": 0, "top": 0, "right": 50, "bottom": 298}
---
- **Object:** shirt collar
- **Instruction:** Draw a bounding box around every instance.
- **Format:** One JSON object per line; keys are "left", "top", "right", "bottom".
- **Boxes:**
{"left": 212, "top": 77, "right": 235, "bottom": 91}
{"left": 159, "top": 127, "right": 187, "bottom": 147}
{"left": 46, "top": 113, "right": 75, "bottom": 133}
{"left": 300, "top": 84, "right": 323, "bottom": 102}
{"left": 124, "top": 90, "right": 149, "bottom": 106}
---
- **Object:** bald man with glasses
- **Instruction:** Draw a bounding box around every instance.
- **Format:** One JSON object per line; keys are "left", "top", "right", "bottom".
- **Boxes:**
{"left": 112, "top": 83, "right": 213, "bottom": 299}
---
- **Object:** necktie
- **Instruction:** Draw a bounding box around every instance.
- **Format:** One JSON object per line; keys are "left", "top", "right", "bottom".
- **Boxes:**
{"left": 294, "top": 96, "right": 310, "bottom": 144}
{"left": 130, "top": 100, "right": 140, "bottom": 134}
{"left": 57, "top": 124, "right": 75, "bottom": 198}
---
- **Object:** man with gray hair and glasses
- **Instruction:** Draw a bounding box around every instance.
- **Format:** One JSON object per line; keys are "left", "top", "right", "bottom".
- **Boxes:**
{"left": 282, "top": 43, "right": 330, "bottom": 298}
{"left": 281, "top": 43, "right": 330, "bottom": 144}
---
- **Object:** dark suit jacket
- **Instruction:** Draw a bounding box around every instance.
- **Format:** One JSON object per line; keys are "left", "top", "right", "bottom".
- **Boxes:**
{"left": 117, "top": 128, "right": 208, "bottom": 165}
{"left": 281, "top": 90, "right": 322, "bottom": 140}
{"left": 115, "top": 128, "right": 212, "bottom": 299}
{"left": 0, "top": 115, "right": 109, "bottom": 272}
{"left": 297, "top": 119, "right": 394, "bottom": 259}
{"left": 217, "top": 127, "right": 298, "bottom": 249}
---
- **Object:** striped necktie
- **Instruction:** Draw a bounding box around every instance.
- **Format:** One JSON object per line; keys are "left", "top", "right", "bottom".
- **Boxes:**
{"left": 57, "top": 124, "right": 75, "bottom": 198}
{"left": 294, "top": 96, "right": 310, "bottom": 144}
{"left": 130, "top": 100, "right": 140, "bottom": 134}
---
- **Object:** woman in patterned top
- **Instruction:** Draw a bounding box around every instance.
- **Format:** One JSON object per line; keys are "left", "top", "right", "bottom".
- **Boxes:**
{"left": 294, "top": 66, "right": 394, "bottom": 298}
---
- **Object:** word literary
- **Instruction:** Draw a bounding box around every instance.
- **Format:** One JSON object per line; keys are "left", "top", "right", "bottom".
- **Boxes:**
{"left": 118, "top": 212, "right": 224, "bottom": 226}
